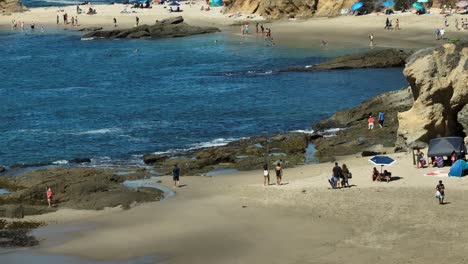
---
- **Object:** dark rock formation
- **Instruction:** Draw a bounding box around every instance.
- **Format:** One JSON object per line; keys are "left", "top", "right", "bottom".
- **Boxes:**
{"left": 396, "top": 41, "right": 468, "bottom": 148}
{"left": 143, "top": 154, "right": 168, "bottom": 165}
{"left": 77, "top": 27, "right": 103, "bottom": 32}
{"left": 280, "top": 49, "right": 410, "bottom": 73}
{"left": 0, "top": 0, "right": 25, "bottom": 15}
{"left": 0, "top": 219, "right": 43, "bottom": 248}
{"left": 0, "top": 166, "right": 5, "bottom": 173}
{"left": 312, "top": 89, "right": 413, "bottom": 161}
{"left": 68, "top": 158, "right": 91, "bottom": 164}
{"left": 82, "top": 16, "right": 220, "bottom": 40}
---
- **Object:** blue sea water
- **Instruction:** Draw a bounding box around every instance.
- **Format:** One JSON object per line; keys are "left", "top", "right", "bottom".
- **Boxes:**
{"left": 0, "top": 29, "right": 407, "bottom": 166}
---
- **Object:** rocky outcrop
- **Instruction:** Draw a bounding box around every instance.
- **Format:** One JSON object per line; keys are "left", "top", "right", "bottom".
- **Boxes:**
{"left": 396, "top": 41, "right": 468, "bottom": 148}
{"left": 82, "top": 16, "right": 220, "bottom": 40}
{"left": 0, "top": 219, "right": 43, "bottom": 248}
{"left": 280, "top": 49, "right": 410, "bottom": 72}
{"left": 458, "top": 105, "right": 468, "bottom": 143}
{"left": 0, "top": 0, "right": 25, "bottom": 15}
{"left": 312, "top": 89, "right": 414, "bottom": 161}
{"left": 227, "top": 0, "right": 355, "bottom": 19}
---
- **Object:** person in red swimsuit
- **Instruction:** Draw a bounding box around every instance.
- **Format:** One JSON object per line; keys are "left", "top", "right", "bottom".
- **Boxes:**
{"left": 47, "top": 187, "right": 53, "bottom": 207}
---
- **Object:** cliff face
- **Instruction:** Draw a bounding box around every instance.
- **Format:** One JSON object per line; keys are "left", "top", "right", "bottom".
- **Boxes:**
{"left": 0, "top": 0, "right": 25, "bottom": 15}
{"left": 396, "top": 41, "right": 468, "bottom": 148}
{"left": 227, "top": 0, "right": 354, "bottom": 19}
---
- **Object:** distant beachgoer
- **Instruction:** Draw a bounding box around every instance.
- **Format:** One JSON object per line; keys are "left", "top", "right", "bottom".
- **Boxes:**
{"left": 444, "top": 17, "right": 448, "bottom": 27}
{"left": 416, "top": 149, "right": 425, "bottom": 168}
{"left": 263, "top": 163, "right": 270, "bottom": 186}
{"left": 30, "top": 23, "right": 35, "bottom": 31}
{"left": 20, "top": 21, "right": 24, "bottom": 31}
{"left": 320, "top": 40, "right": 328, "bottom": 46}
{"left": 76, "top": 5, "right": 80, "bottom": 13}
{"left": 378, "top": 111, "right": 385, "bottom": 128}
{"left": 71, "top": 16, "right": 75, "bottom": 26}
{"left": 435, "top": 156, "right": 444, "bottom": 168}
{"left": 245, "top": 24, "right": 249, "bottom": 34}
{"left": 384, "top": 17, "right": 390, "bottom": 29}
{"left": 275, "top": 162, "right": 283, "bottom": 186}
{"left": 436, "top": 180, "right": 445, "bottom": 204}
{"left": 57, "top": 15, "right": 59, "bottom": 24}
{"left": 382, "top": 170, "right": 391, "bottom": 183}
{"left": 172, "top": 164, "right": 180, "bottom": 187}
{"left": 395, "top": 19, "right": 400, "bottom": 30}
{"left": 46, "top": 187, "right": 53, "bottom": 207}
{"left": 240, "top": 24, "right": 244, "bottom": 35}
{"left": 372, "top": 167, "right": 380, "bottom": 181}
{"left": 75, "top": 16, "right": 78, "bottom": 26}
{"left": 368, "top": 34, "right": 374, "bottom": 48}
{"left": 41, "top": 26, "right": 44, "bottom": 32}
{"left": 136, "top": 16, "right": 140, "bottom": 26}
{"left": 455, "top": 18, "right": 459, "bottom": 30}
{"left": 64, "top": 13, "right": 68, "bottom": 24}
{"left": 256, "top": 22, "right": 259, "bottom": 33}
{"left": 260, "top": 24, "right": 264, "bottom": 34}
{"left": 113, "top": 17, "right": 117, "bottom": 27}
{"left": 450, "top": 151, "right": 457, "bottom": 165}
{"left": 342, "top": 164, "right": 351, "bottom": 187}
{"left": 332, "top": 162, "right": 342, "bottom": 188}
{"left": 368, "top": 115, "right": 374, "bottom": 130}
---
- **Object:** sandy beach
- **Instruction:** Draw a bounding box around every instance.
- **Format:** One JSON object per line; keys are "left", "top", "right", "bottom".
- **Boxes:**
{"left": 1, "top": 3, "right": 467, "bottom": 49}
{"left": 6, "top": 149, "right": 465, "bottom": 263}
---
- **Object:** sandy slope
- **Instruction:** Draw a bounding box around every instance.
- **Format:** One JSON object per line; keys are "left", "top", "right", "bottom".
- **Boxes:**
{"left": 15, "top": 150, "right": 468, "bottom": 263}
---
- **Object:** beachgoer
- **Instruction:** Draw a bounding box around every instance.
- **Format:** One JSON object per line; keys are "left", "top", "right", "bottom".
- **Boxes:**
{"left": 57, "top": 15, "right": 59, "bottom": 24}
{"left": 385, "top": 17, "right": 390, "bottom": 29}
{"left": 435, "top": 156, "right": 444, "bottom": 168}
{"left": 332, "top": 162, "right": 342, "bottom": 188}
{"left": 416, "top": 149, "right": 425, "bottom": 168}
{"left": 263, "top": 163, "right": 270, "bottom": 186}
{"left": 275, "top": 162, "right": 283, "bottom": 186}
{"left": 41, "top": 26, "right": 44, "bottom": 32}
{"left": 75, "top": 16, "right": 78, "bottom": 26}
{"left": 320, "top": 40, "right": 328, "bottom": 46}
{"left": 245, "top": 24, "right": 249, "bottom": 34}
{"left": 369, "top": 34, "right": 374, "bottom": 48}
{"left": 381, "top": 170, "right": 391, "bottom": 183}
{"left": 71, "top": 16, "right": 75, "bottom": 26}
{"left": 455, "top": 18, "right": 459, "bottom": 30}
{"left": 450, "top": 151, "right": 457, "bottom": 165}
{"left": 260, "top": 24, "right": 264, "bottom": 34}
{"left": 436, "top": 180, "right": 445, "bottom": 204}
{"left": 136, "top": 16, "right": 139, "bottom": 26}
{"left": 378, "top": 111, "right": 385, "bottom": 128}
{"left": 240, "top": 24, "right": 244, "bottom": 35}
{"left": 444, "top": 17, "right": 448, "bottom": 27}
{"left": 342, "top": 164, "right": 352, "bottom": 187}
{"left": 46, "top": 187, "right": 53, "bottom": 207}
{"left": 395, "top": 18, "right": 400, "bottom": 30}
{"left": 113, "top": 17, "right": 117, "bottom": 27}
{"left": 439, "top": 28, "right": 445, "bottom": 39}
{"left": 172, "top": 164, "right": 180, "bottom": 187}
{"left": 368, "top": 115, "right": 374, "bottom": 130}
{"left": 256, "top": 23, "right": 259, "bottom": 34}
{"left": 372, "top": 167, "right": 380, "bottom": 181}
{"left": 64, "top": 13, "right": 68, "bottom": 24}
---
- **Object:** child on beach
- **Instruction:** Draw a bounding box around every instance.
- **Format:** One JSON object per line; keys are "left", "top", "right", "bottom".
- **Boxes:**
{"left": 46, "top": 187, "right": 53, "bottom": 207}
{"left": 368, "top": 116, "right": 374, "bottom": 130}
{"left": 172, "top": 164, "right": 180, "bottom": 188}
{"left": 263, "top": 163, "right": 270, "bottom": 186}
{"left": 275, "top": 162, "right": 283, "bottom": 186}
{"left": 436, "top": 180, "right": 445, "bottom": 204}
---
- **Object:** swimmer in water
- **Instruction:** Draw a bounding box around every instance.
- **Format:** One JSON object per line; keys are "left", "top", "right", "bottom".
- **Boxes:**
{"left": 134, "top": 48, "right": 139, "bottom": 53}
{"left": 320, "top": 40, "right": 328, "bottom": 46}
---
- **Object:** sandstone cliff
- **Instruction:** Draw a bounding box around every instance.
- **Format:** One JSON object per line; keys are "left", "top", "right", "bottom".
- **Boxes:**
{"left": 396, "top": 41, "right": 468, "bottom": 148}
{"left": 0, "top": 0, "right": 25, "bottom": 15}
{"left": 227, "top": 0, "right": 354, "bottom": 19}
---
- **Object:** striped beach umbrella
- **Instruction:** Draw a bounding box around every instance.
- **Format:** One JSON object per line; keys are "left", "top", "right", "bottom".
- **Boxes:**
{"left": 413, "top": 2, "right": 424, "bottom": 10}
{"left": 351, "top": 2, "right": 364, "bottom": 11}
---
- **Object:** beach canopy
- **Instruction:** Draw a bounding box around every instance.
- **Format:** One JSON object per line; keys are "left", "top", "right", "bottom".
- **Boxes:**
{"left": 456, "top": 1, "right": 468, "bottom": 7}
{"left": 210, "top": 0, "right": 222, "bottom": 6}
{"left": 427, "top": 137, "right": 467, "bottom": 157}
{"left": 351, "top": 2, "right": 364, "bottom": 11}
{"left": 382, "top": 1, "right": 395, "bottom": 6}
{"left": 449, "top": 159, "right": 468, "bottom": 177}
{"left": 168, "top": 1, "right": 180, "bottom": 6}
{"left": 413, "top": 2, "right": 424, "bottom": 9}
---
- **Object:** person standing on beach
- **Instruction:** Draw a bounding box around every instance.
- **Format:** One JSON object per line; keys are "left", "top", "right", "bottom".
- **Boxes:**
{"left": 260, "top": 24, "right": 264, "bottom": 35}
{"left": 395, "top": 19, "right": 400, "bottom": 30}
{"left": 136, "top": 16, "right": 140, "bottom": 26}
{"left": 368, "top": 115, "right": 375, "bottom": 130}
{"left": 172, "top": 164, "right": 180, "bottom": 188}
{"left": 46, "top": 187, "right": 53, "bottom": 207}
{"left": 436, "top": 180, "right": 445, "bottom": 205}
{"left": 275, "top": 162, "right": 283, "bottom": 186}
{"left": 71, "top": 16, "right": 75, "bottom": 26}
{"left": 56, "top": 15, "right": 59, "bottom": 25}
{"left": 256, "top": 23, "right": 259, "bottom": 34}
{"left": 263, "top": 163, "right": 270, "bottom": 186}
{"left": 113, "top": 17, "right": 117, "bottom": 27}
{"left": 369, "top": 34, "right": 374, "bottom": 48}
{"left": 378, "top": 111, "right": 385, "bottom": 128}
{"left": 332, "top": 162, "right": 342, "bottom": 188}
{"left": 75, "top": 16, "right": 78, "bottom": 26}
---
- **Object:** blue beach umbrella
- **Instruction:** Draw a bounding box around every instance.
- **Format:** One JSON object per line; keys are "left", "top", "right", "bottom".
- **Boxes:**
{"left": 369, "top": 155, "right": 396, "bottom": 172}
{"left": 413, "top": 2, "right": 424, "bottom": 10}
{"left": 351, "top": 2, "right": 364, "bottom": 11}
{"left": 382, "top": 1, "right": 395, "bottom": 7}
{"left": 417, "top": 0, "right": 429, "bottom": 2}
{"left": 168, "top": 1, "right": 180, "bottom": 6}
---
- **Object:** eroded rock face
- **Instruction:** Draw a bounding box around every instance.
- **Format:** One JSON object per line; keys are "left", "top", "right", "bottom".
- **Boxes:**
{"left": 227, "top": 0, "right": 355, "bottom": 19}
{"left": 396, "top": 41, "right": 468, "bottom": 148}
{"left": 0, "top": 0, "right": 25, "bottom": 15}
{"left": 458, "top": 104, "right": 468, "bottom": 143}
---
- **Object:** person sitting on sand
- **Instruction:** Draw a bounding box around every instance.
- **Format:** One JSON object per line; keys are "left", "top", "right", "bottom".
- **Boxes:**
{"left": 434, "top": 156, "right": 444, "bottom": 168}
{"left": 263, "top": 163, "right": 270, "bottom": 186}
{"left": 46, "top": 187, "right": 53, "bottom": 207}
{"left": 172, "top": 164, "right": 180, "bottom": 188}
{"left": 381, "top": 170, "right": 391, "bottom": 183}
{"left": 275, "top": 162, "right": 283, "bottom": 186}
{"left": 372, "top": 167, "right": 380, "bottom": 181}
{"left": 436, "top": 180, "right": 445, "bottom": 204}
{"left": 341, "top": 164, "right": 351, "bottom": 187}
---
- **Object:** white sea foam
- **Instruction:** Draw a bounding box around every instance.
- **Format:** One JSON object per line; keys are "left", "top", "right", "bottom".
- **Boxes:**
{"left": 73, "top": 128, "right": 122, "bottom": 135}
{"left": 52, "top": 160, "right": 68, "bottom": 165}
{"left": 188, "top": 137, "right": 244, "bottom": 149}
{"left": 292, "top": 129, "right": 315, "bottom": 134}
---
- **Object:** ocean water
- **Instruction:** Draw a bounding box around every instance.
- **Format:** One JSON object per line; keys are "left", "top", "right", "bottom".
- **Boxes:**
{"left": 0, "top": 29, "right": 408, "bottom": 166}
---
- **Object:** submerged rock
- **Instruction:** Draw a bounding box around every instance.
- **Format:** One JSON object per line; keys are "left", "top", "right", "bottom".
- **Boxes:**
{"left": 0, "top": 166, "right": 5, "bottom": 173}
{"left": 396, "top": 41, "right": 468, "bottom": 149}
{"left": 280, "top": 49, "right": 411, "bottom": 72}
{"left": 82, "top": 16, "right": 220, "bottom": 40}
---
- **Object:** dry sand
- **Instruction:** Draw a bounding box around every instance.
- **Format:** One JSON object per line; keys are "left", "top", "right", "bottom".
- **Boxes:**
{"left": 13, "top": 150, "right": 468, "bottom": 264}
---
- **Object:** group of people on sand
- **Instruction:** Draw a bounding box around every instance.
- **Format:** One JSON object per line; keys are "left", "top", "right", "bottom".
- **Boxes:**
{"left": 57, "top": 13, "right": 79, "bottom": 27}
{"left": 263, "top": 162, "right": 284, "bottom": 186}
{"left": 367, "top": 111, "right": 385, "bottom": 130}
{"left": 372, "top": 167, "right": 392, "bottom": 182}
{"left": 384, "top": 17, "right": 400, "bottom": 30}
{"left": 328, "top": 162, "right": 352, "bottom": 189}
{"left": 416, "top": 148, "right": 465, "bottom": 169}
{"left": 11, "top": 20, "right": 45, "bottom": 32}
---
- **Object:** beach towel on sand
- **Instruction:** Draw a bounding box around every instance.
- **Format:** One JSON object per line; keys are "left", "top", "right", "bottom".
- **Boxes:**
{"left": 424, "top": 170, "right": 448, "bottom": 177}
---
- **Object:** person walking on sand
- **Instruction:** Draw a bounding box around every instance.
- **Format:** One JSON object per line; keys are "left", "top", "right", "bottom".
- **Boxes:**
{"left": 172, "top": 164, "right": 180, "bottom": 188}
{"left": 368, "top": 115, "right": 375, "bottom": 130}
{"left": 378, "top": 111, "right": 385, "bottom": 128}
{"left": 341, "top": 164, "right": 351, "bottom": 187}
{"left": 436, "top": 180, "right": 445, "bottom": 205}
{"left": 263, "top": 163, "right": 270, "bottom": 186}
{"left": 136, "top": 16, "right": 140, "bottom": 26}
{"left": 256, "top": 22, "right": 259, "bottom": 34}
{"left": 46, "top": 187, "right": 53, "bottom": 207}
{"left": 395, "top": 18, "right": 400, "bottom": 30}
{"left": 71, "top": 16, "right": 75, "bottom": 26}
{"left": 368, "top": 34, "right": 374, "bottom": 48}
{"left": 75, "top": 16, "right": 78, "bottom": 26}
{"left": 275, "top": 162, "right": 283, "bottom": 186}
{"left": 56, "top": 15, "right": 59, "bottom": 25}
{"left": 113, "top": 17, "right": 117, "bottom": 27}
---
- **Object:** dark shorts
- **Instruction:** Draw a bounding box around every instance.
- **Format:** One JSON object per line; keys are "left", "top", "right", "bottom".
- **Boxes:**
{"left": 379, "top": 120, "right": 384, "bottom": 126}
{"left": 173, "top": 176, "right": 179, "bottom": 181}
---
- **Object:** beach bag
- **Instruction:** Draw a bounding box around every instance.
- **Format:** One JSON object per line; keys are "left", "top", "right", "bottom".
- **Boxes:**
{"left": 347, "top": 173, "right": 352, "bottom": 179}
{"left": 435, "top": 191, "right": 441, "bottom": 198}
